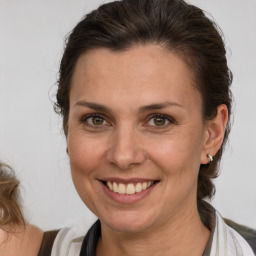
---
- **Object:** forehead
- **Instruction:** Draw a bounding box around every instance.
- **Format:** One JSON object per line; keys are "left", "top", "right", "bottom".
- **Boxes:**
{"left": 70, "top": 45, "right": 201, "bottom": 110}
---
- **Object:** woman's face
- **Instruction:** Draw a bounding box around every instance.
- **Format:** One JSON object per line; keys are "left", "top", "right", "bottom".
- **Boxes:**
{"left": 67, "top": 45, "right": 209, "bottom": 233}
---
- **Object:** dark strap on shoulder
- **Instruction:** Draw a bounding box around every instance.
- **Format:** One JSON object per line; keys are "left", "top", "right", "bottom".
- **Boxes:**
{"left": 37, "top": 230, "right": 59, "bottom": 256}
{"left": 80, "top": 220, "right": 101, "bottom": 256}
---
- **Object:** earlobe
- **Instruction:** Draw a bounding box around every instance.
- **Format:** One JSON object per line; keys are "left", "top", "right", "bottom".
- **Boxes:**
{"left": 201, "top": 104, "right": 229, "bottom": 164}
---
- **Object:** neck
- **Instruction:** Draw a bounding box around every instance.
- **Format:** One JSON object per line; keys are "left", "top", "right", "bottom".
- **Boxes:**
{"left": 96, "top": 203, "right": 210, "bottom": 256}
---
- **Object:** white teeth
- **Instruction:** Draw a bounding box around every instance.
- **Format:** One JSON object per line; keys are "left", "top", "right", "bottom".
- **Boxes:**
{"left": 118, "top": 183, "right": 126, "bottom": 194}
{"left": 126, "top": 183, "right": 136, "bottom": 194}
{"left": 106, "top": 181, "right": 154, "bottom": 194}
{"left": 113, "top": 182, "right": 118, "bottom": 193}
{"left": 107, "top": 181, "right": 113, "bottom": 190}
{"left": 135, "top": 183, "right": 142, "bottom": 193}
{"left": 142, "top": 182, "right": 148, "bottom": 190}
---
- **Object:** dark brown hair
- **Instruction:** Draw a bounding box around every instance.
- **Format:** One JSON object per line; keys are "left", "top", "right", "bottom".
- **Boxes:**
{"left": 0, "top": 162, "right": 25, "bottom": 232}
{"left": 55, "top": 0, "right": 232, "bottom": 199}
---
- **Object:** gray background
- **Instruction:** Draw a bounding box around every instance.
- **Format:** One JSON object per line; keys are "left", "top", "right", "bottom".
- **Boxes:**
{"left": 1, "top": 0, "right": 256, "bottom": 230}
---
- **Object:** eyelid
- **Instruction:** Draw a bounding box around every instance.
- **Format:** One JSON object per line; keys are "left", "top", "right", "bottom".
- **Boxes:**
{"left": 79, "top": 112, "right": 176, "bottom": 128}
{"left": 145, "top": 113, "right": 176, "bottom": 127}
{"left": 80, "top": 113, "right": 111, "bottom": 127}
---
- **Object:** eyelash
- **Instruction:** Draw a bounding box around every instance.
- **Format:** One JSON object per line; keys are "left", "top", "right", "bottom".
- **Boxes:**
{"left": 146, "top": 113, "right": 175, "bottom": 128}
{"left": 80, "top": 114, "right": 109, "bottom": 128}
{"left": 80, "top": 113, "right": 176, "bottom": 129}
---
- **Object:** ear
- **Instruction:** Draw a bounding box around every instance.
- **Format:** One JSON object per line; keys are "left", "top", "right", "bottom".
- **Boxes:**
{"left": 201, "top": 104, "right": 229, "bottom": 164}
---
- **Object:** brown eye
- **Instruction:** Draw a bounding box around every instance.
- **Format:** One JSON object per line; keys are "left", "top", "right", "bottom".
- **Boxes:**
{"left": 153, "top": 117, "right": 166, "bottom": 126}
{"left": 85, "top": 115, "right": 107, "bottom": 126}
{"left": 147, "top": 114, "right": 173, "bottom": 127}
{"left": 92, "top": 116, "right": 104, "bottom": 125}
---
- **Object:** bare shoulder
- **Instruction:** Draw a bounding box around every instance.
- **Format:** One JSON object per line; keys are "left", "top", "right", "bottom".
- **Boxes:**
{"left": 0, "top": 224, "right": 43, "bottom": 256}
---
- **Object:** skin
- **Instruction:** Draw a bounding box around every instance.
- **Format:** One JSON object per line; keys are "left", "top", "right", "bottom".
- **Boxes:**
{"left": 0, "top": 224, "right": 43, "bottom": 256}
{"left": 67, "top": 45, "right": 228, "bottom": 256}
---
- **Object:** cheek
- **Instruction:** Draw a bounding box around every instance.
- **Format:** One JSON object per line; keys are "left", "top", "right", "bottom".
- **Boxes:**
{"left": 67, "top": 131, "right": 108, "bottom": 176}
{"left": 67, "top": 131, "right": 109, "bottom": 212}
{"left": 144, "top": 130, "right": 204, "bottom": 177}
{"left": 147, "top": 136, "right": 203, "bottom": 203}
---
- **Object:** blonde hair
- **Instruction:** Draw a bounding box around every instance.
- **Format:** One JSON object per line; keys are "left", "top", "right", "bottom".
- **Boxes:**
{"left": 0, "top": 162, "right": 25, "bottom": 232}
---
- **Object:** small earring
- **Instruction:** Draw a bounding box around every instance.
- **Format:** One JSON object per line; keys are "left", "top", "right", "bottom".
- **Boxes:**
{"left": 66, "top": 148, "right": 69, "bottom": 155}
{"left": 207, "top": 154, "right": 213, "bottom": 163}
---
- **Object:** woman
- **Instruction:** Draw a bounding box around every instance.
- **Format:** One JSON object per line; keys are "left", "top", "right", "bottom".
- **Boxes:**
{"left": 0, "top": 162, "right": 43, "bottom": 256}
{"left": 47, "top": 0, "right": 254, "bottom": 255}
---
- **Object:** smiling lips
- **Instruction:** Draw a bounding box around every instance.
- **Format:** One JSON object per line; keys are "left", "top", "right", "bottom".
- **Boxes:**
{"left": 106, "top": 181, "right": 154, "bottom": 195}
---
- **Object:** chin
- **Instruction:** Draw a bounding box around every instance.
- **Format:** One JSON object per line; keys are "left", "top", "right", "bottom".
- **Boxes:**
{"left": 99, "top": 210, "right": 157, "bottom": 233}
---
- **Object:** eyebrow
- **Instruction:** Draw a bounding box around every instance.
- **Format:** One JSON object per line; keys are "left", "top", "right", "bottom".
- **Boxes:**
{"left": 73, "top": 101, "right": 184, "bottom": 113}
{"left": 73, "top": 101, "right": 112, "bottom": 112}
{"left": 138, "top": 102, "right": 184, "bottom": 113}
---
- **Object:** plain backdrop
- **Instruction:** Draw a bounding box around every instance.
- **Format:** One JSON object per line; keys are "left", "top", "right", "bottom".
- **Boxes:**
{"left": 1, "top": 0, "right": 256, "bottom": 231}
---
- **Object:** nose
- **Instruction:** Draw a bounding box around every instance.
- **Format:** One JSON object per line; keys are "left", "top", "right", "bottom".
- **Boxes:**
{"left": 106, "top": 127, "right": 146, "bottom": 170}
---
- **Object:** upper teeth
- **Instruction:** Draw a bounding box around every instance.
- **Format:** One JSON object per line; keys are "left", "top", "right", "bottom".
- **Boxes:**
{"left": 106, "top": 181, "right": 153, "bottom": 195}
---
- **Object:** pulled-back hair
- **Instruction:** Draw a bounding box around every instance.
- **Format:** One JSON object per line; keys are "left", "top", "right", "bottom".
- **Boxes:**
{"left": 55, "top": 0, "right": 232, "bottom": 199}
{"left": 0, "top": 162, "right": 25, "bottom": 232}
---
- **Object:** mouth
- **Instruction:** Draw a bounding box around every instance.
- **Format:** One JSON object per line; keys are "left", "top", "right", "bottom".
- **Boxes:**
{"left": 101, "top": 179, "right": 159, "bottom": 195}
